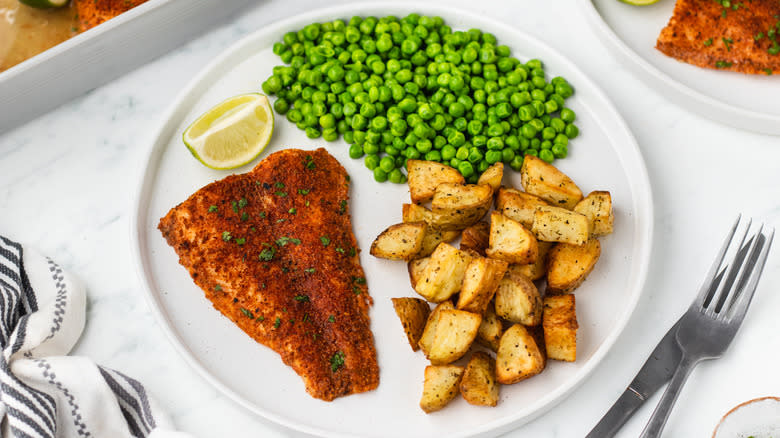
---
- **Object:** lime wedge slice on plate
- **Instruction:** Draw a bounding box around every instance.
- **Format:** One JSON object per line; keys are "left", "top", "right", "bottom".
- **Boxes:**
{"left": 183, "top": 93, "right": 274, "bottom": 170}
{"left": 18, "top": 0, "right": 68, "bottom": 8}
{"left": 618, "top": 0, "right": 660, "bottom": 5}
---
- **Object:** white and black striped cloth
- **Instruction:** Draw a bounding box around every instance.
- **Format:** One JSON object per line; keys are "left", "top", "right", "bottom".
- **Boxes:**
{"left": 0, "top": 236, "right": 191, "bottom": 438}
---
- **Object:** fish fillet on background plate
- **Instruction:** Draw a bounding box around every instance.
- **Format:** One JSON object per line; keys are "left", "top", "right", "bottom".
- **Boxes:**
{"left": 158, "top": 148, "right": 379, "bottom": 401}
{"left": 656, "top": 0, "right": 780, "bottom": 74}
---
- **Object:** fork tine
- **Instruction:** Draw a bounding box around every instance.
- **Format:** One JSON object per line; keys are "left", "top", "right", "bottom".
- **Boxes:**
{"left": 728, "top": 227, "right": 775, "bottom": 322}
{"left": 711, "top": 234, "right": 755, "bottom": 312}
{"left": 692, "top": 215, "right": 742, "bottom": 309}
{"left": 702, "top": 217, "right": 750, "bottom": 315}
{"left": 709, "top": 224, "right": 762, "bottom": 318}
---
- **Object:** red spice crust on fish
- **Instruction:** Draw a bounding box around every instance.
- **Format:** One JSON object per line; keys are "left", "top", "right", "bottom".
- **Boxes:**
{"left": 158, "top": 148, "right": 379, "bottom": 401}
{"left": 656, "top": 0, "right": 780, "bottom": 74}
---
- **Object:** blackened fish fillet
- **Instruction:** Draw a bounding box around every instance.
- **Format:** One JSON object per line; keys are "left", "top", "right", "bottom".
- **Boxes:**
{"left": 158, "top": 148, "right": 379, "bottom": 401}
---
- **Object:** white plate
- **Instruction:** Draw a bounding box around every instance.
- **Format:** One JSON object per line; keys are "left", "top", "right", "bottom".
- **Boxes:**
{"left": 131, "top": 3, "right": 653, "bottom": 437}
{"left": 582, "top": 0, "right": 780, "bottom": 136}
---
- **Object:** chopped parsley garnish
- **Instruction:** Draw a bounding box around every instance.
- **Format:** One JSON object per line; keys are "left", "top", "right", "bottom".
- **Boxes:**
{"left": 222, "top": 231, "right": 232, "bottom": 242}
{"left": 320, "top": 236, "right": 331, "bottom": 246}
{"left": 289, "top": 208, "right": 297, "bottom": 214}
{"left": 294, "top": 295, "right": 310, "bottom": 302}
{"left": 353, "top": 286, "right": 362, "bottom": 295}
{"left": 349, "top": 247, "right": 356, "bottom": 257}
{"left": 276, "top": 218, "right": 286, "bottom": 223}
{"left": 330, "top": 351, "right": 345, "bottom": 372}
{"left": 303, "top": 313, "right": 309, "bottom": 322}
{"left": 241, "top": 212, "right": 249, "bottom": 222}
{"left": 208, "top": 205, "right": 218, "bottom": 212}
{"left": 257, "top": 315, "right": 265, "bottom": 321}
{"left": 305, "top": 200, "right": 310, "bottom": 207}
{"left": 704, "top": 38, "right": 713, "bottom": 46}
{"left": 339, "top": 200, "right": 347, "bottom": 214}
{"left": 335, "top": 247, "right": 345, "bottom": 254}
{"left": 240, "top": 308, "right": 254, "bottom": 319}
{"left": 281, "top": 267, "right": 290, "bottom": 273}
{"left": 755, "top": 32, "right": 764, "bottom": 40}
{"left": 251, "top": 227, "right": 256, "bottom": 232}
{"left": 304, "top": 267, "right": 316, "bottom": 274}
{"left": 232, "top": 201, "right": 239, "bottom": 213}
{"left": 345, "top": 174, "right": 350, "bottom": 182}
{"left": 276, "top": 236, "right": 301, "bottom": 246}
{"left": 274, "top": 182, "right": 285, "bottom": 189}
{"left": 259, "top": 247, "right": 276, "bottom": 261}
{"left": 259, "top": 212, "right": 267, "bottom": 218}
{"left": 214, "top": 284, "right": 222, "bottom": 291}
{"left": 328, "top": 315, "right": 335, "bottom": 323}
{"left": 235, "top": 237, "right": 246, "bottom": 245}
{"left": 298, "top": 189, "right": 310, "bottom": 195}
{"left": 305, "top": 156, "right": 316, "bottom": 169}
{"left": 238, "top": 198, "right": 248, "bottom": 209}
{"left": 722, "top": 37, "right": 733, "bottom": 51}
{"left": 715, "top": 60, "right": 733, "bottom": 68}
{"left": 289, "top": 318, "right": 295, "bottom": 323}
{"left": 275, "top": 191, "right": 287, "bottom": 197}
{"left": 765, "top": 68, "right": 773, "bottom": 75}
{"left": 273, "top": 317, "right": 281, "bottom": 329}
{"left": 352, "top": 276, "right": 366, "bottom": 284}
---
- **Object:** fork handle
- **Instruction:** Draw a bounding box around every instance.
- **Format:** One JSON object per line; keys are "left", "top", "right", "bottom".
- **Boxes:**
{"left": 639, "top": 354, "right": 699, "bottom": 438}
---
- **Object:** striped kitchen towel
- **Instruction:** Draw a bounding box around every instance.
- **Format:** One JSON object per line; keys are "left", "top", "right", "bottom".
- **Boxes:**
{"left": 0, "top": 236, "right": 191, "bottom": 438}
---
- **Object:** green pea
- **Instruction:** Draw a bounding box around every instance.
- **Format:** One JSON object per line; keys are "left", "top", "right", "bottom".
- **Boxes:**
{"left": 521, "top": 124, "right": 537, "bottom": 139}
{"left": 467, "top": 148, "right": 483, "bottom": 163}
{"left": 519, "top": 104, "right": 536, "bottom": 121}
{"left": 379, "top": 156, "right": 395, "bottom": 173}
{"left": 388, "top": 168, "right": 406, "bottom": 184}
{"left": 486, "top": 124, "right": 504, "bottom": 137}
{"left": 364, "top": 154, "right": 380, "bottom": 170}
{"left": 539, "top": 149, "right": 554, "bottom": 163}
{"left": 565, "top": 123, "right": 579, "bottom": 139}
{"left": 319, "top": 114, "right": 336, "bottom": 129}
{"left": 509, "top": 155, "right": 524, "bottom": 171}
{"left": 560, "top": 107, "right": 576, "bottom": 123}
{"left": 455, "top": 145, "right": 469, "bottom": 160}
{"left": 552, "top": 143, "right": 568, "bottom": 159}
{"left": 425, "top": 150, "right": 442, "bottom": 161}
{"left": 415, "top": 139, "right": 433, "bottom": 153}
{"left": 541, "top": 126, "right": 556, "bottom": 141}
{"left": 555, "top": 82, "right": 574, "bottom": 98}
{"left": 448, "top": 131, "right": 466, "bottom": 147}
{"left": 347, "top": 143, "right": 364, "bottom": 159}
{"left": 485, "top": 150, "right": 502, "bottom": 164}
{"left": 486, "top": 137, "right": 504, "bottom": 150}
{"left": 305, "top": 127, "right": 321, "bottom": 138}
{"left": 501, "top": 148, "right": 515, "bottom": 163}
{"left": 457, "top": 161, "right": 475, "bottom": 178}
{"left": 441, "top": 145, "right": 456, "bottom": 160}
{"left": 371, "top": 116, "right": 388, "bottom": 132}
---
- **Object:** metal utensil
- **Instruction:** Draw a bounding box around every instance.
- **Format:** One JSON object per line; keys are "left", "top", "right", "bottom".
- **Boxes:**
{"left": 639, "top": 216, "right": 774, "bottom": 437}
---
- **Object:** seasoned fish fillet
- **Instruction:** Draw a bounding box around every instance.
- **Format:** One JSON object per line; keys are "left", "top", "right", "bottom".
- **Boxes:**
{"left": 75, "top": 0, "right": 149, "bottom": 31}
{"left": 158, "top": 148, "right": 379, "bottom": 401}
{"left": 657, "top": 0, "right": 780, "bottom": 74}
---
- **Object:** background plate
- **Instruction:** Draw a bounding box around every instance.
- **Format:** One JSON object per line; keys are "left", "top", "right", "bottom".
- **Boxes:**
{"left": 132, "top": 3, "right": 653, "bottom": 437}
{"left": 583, "top": 0, "right": 780, "bottom": 136}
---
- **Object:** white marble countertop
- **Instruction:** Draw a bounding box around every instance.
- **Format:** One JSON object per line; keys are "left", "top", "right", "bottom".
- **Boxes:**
{"left": 1, "top": 0, "right": 779, "bottom": 436}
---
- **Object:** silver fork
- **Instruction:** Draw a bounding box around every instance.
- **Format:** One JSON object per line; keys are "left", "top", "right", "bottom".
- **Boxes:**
{"left": 639, "top": 215, "right": 775, "bottom": 438}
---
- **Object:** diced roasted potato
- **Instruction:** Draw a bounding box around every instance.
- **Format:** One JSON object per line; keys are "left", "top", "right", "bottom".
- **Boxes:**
{"left": 402, "top": 203, "right": 433, "bottom": 223}
{"left": 520, "top": 155, "right": 583, "bottom": 209}
{"left": 407, "top": 160, "right": 466, "bottom": 204}
{"left": 460, "top": 221, "right": 490, "bottom": 256}
{"left": 477, "top": 162, "right": 503, "bottom": 191}
{"left": 494, "top": 270, "right": 542, "bottom": 326}
{"left": 417, "top": 229, "right": 462, "bottom": 258}
{"left": 509, "top": 241, "right": 553, "bottom": 281}
{"left": 546, "top": 238, "right": 601, "bottom": 294}
{"left": 543, "top": 295, "right": 578, "bottom": 362}
{"left": 370, "top": 222, "right": 427, "bottom": 260}
{"left": 419, "top": 301, "right": 455, "bottom": 355}
{"left": 420, "top": 365, "right": 464, "bottom": 413}
{"left": 531, "top": 206, "right": 590, "bottom": 245}
{"left": 476, "top": 303, "right": 503, "bottom": 352}
{"left": 486, "top": 211, "right": 539, "bottom": 264}
{"left": 414, "top": 243, "right": 474, "bottom": 303}
{"left": 457, "top": 257, "right": 509, "bottom": 314}
{"left": 408, "top": 257, "right": 430, "bottom": 289}
{"left": 428, "top": 309, "right": 482, "bottom": 365}
{"left": 495, "top": 187, "right": 550, "bottom": 229}
{"left": 496, "top": 324, "right": 545, "bottom": 385}
{"left": 430, "top": 183, "right": 493, "bottom": 231}
{"left": 574, "top": 191, "right": 614, "bottom": 236}
{"left": 391, "top": 297, "right": 431, "bottom": 351}
{"left": 459, "top": 352, "right": 499, "bottom": 407}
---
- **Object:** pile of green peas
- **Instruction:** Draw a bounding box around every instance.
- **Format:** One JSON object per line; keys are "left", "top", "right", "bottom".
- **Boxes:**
{"left": 262, "top": 14, "right": 580, "bottom": 184}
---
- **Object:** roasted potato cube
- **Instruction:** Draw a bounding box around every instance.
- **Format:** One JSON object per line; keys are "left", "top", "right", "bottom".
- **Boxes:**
{"left": 520, "top": 155, "right": 583, "bottom": 209}
{"left": 460, "top": 352, "right": 499, "bottom": 407}
{"left": 428, "top": 309, "right": 482, "bottom": 365}
{"left": 546, "top": 238, "right": 601, "bottom": 294}
{"left": 496, "top": 324, "right": 545, "bottom": 384}
{"left": 420, "top": 365, "right": 464, "bottom": 413}
{"left": 408, "top": 257, "right": 429, "bottom": 289}
{"left": 574, "top": 191, "right": 614, "bottom": 236}
{"left": 402, "top": 203, "right": 433, "bottom": 223}
{"left": 414, "top": 243, "right": 474, "bottom": 303}
{"left": 460, "top": 221, "right": 490, "bottom": 256}
{"left": 418, "top": 301, "right": 455, "bottom": 355}
{"left": 486, "top": 211, "right": 539, "bottom": 264}
{"left": 430, "top": 183, "right": 493, "bottom": 231}
{"left": 417, "top": 229, "right": 461, "bottom": 258}
{"left": 392, "top": 297, "right": 431, "bottom": 351}
{"left": 495, "top": 187, "right": 550, "bottom": 229}
{"left": 531, "top": 205, "right": 590, "bottom": 245}
{"left": 494, "top": 271, "right": 542, "bottom": 326}
{"left": 509, "top": 241, "right": 553, "bottom": 281}
{"left": 457, "top": 257, "right": 509, "bottom": 314}
{"left": 477, "top": 162, "right": 503, "bottom": 191}
{"left": 407, "top": 160, "right": 466, "bottom": 204}
{"left": 476, "top": 303, "right": 503, "bottom": 352}
{"left": 370, "top": 222, "right": 427, "bottom": 260}
{"left": 543, "top": 295, "right": 578, "bottom": 362}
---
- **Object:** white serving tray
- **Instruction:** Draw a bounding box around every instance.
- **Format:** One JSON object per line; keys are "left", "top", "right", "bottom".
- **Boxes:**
{"left": 0, "top": 0, "right": 254, "bottom": 134}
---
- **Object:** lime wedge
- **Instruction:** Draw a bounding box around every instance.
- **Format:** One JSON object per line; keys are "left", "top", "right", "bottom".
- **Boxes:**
{"left": 618, "top": 0, "right": 660, "bottom": 5}
{"left": 18, "top": 0, "right": 68, "bottom": 8}
{"left": 183, "top": 93, "right": 274, "bottom": 170}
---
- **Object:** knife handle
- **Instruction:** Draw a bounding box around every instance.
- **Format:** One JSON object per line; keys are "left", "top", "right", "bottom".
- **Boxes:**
{"left": 585, "top": 387, "right": 645, "bottom": 438}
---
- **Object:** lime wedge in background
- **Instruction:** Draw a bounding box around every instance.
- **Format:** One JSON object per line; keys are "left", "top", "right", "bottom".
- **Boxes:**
{"left": 183, "top": 93, "right": 274, "bottom": 170}
{"left": 618, "top": 0, "right": 660, "bottom": 5}
{"left": 18, "top": 0, "right": 68, "bottom": 8}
